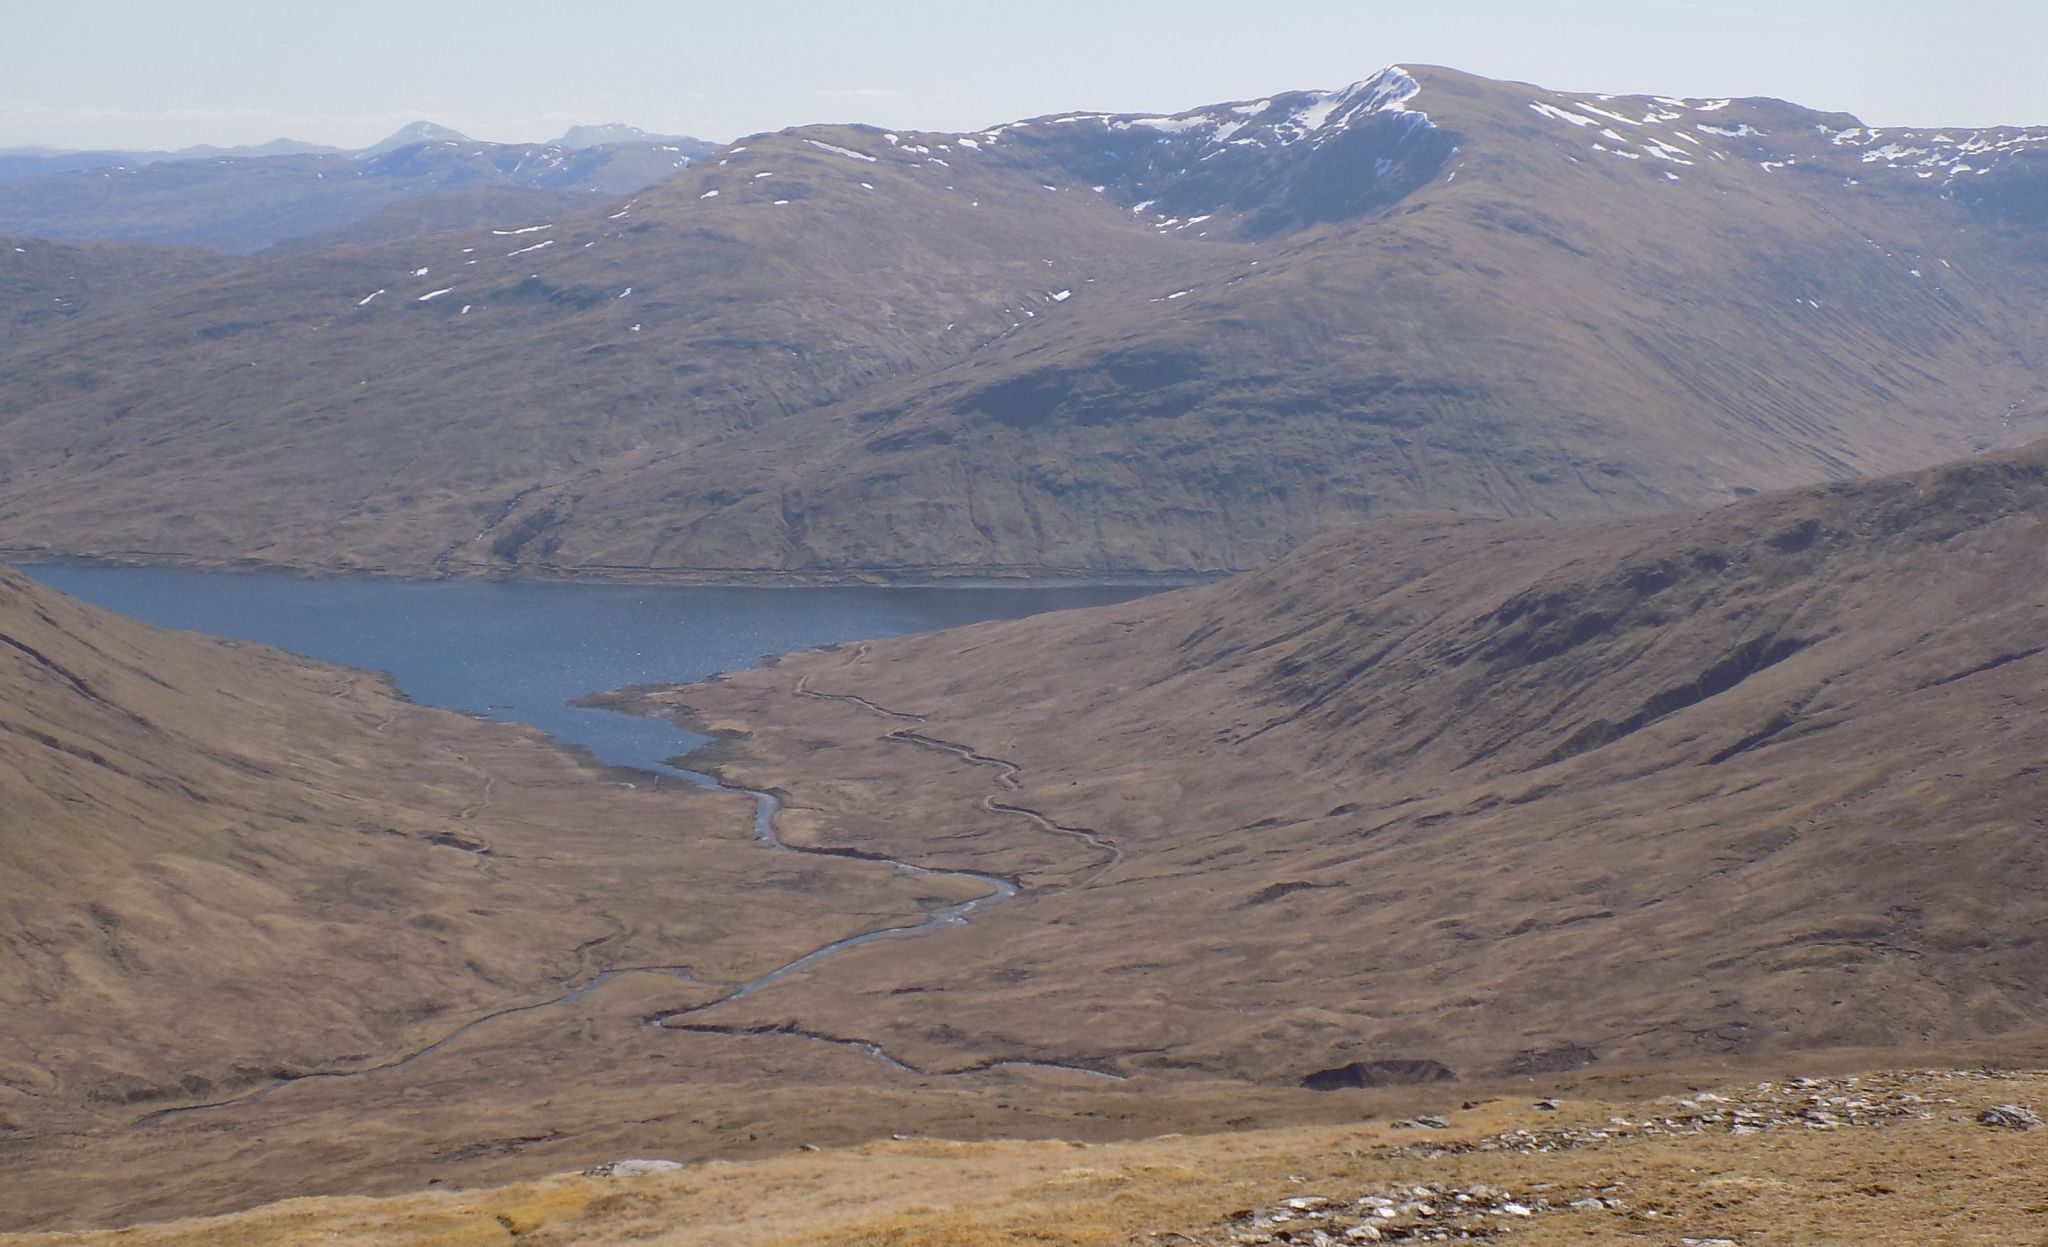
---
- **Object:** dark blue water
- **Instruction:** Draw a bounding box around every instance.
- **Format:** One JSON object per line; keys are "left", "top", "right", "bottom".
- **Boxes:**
{"left": 23, "top": 567, "right": 1162, "bottom": 772}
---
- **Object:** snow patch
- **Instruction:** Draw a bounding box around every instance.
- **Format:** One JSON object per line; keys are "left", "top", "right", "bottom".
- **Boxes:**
{"left": 1530, "top": 102, "right": 1601, "bottom": 128}
{"left": 806, "top": 139, "right": 877, "bottom": 162}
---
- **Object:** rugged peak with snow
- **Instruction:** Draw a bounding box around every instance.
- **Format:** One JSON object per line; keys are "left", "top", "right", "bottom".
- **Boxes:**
{"left": 842, "top": 63, "right": 1455, "bottom": 239}
{"left": 1055, "top": 64, "right": 1425, "bottom": 149}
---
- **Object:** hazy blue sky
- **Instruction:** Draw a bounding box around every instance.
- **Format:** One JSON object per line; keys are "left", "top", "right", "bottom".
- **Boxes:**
{"left": 6, "top": 0, "right": 2044, "bottom": 151}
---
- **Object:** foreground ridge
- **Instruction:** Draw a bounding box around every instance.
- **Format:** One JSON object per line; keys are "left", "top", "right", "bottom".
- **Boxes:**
{"left": 9, "top": 1063, "right": 2040, "bottom": 1246}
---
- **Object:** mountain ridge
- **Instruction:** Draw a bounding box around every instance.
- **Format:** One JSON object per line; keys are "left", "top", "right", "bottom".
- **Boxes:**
{"left": 0, "top": 64, "right": 2043, "bottom": 577}
{"left": 0, "top": 120, "right": 714, "bottom": 177}
{"left": 0, "top": 123, "right": 715, "bottom": 252}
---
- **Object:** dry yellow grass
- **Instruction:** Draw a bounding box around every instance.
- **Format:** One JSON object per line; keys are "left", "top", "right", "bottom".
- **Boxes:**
{"left": 11, "top": 1066, "right": 2042, "bottom": 1247}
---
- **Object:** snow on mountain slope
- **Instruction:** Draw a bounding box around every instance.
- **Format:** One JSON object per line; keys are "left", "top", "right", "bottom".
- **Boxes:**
{"left": 1515, "top": 79, "right": 2048, "bottom": 203}
{"left": 0, "top": 65, "right": 2045, "bottom": 579}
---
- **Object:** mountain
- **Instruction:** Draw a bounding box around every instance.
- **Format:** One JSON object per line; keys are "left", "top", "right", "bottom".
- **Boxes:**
{"left": 626, "top": 438, "right": 2048, "bottom": 1085}
{"left": 0, "top": 124, "right": 712, "bottom": 184}
{"left": 360, "top": 120, "right": 472, "bottom": 156}
{"left": 0, "top": 123, "right": 709, "bottom": 252}
{"left": 0, "top": 65, "right": 2044, "bottom": 575}
{"left": 0, "top": 138, "right": 342, "bottom": 182}
{"left": 555, "top": 123, "right": 714, "bottom": 156}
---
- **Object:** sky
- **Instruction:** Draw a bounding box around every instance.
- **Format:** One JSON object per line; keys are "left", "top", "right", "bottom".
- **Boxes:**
{"left": 4, "top": 0, "right": 2045, "bottom": 152}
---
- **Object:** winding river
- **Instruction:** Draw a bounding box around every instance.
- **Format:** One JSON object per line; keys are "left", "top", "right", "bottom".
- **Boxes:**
{"left": 27, "top": 566, "right": 1157, "bottom": 1118}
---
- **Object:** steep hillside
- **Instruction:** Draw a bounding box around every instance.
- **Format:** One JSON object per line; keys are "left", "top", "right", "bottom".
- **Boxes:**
{"left": 630, "top": 439, "right": 2048, "bottom": 1086}
{"left": 0, "top": 137, "right": 1179, "bottom": 573}
{"left": 0, "top": 133, "right": 701, "bottom": 252}
{"left": 1, "top": 67, "right": 2046, "bottom": 576}
{"left": 0, "top": 561, "right": 941, "bottom": 1151}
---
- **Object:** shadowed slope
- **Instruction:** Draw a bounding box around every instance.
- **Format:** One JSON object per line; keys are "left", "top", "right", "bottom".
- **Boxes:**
{"left": 636, "top": 441, "right": 2048, "bottom": 1082}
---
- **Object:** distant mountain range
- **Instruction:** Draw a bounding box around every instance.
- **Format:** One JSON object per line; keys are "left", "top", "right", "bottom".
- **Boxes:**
{"left": 0, "top": 65, "right": 2044, "bottom": 577}
{"left": 0, "top": 119, "right": 714, "bottom": 175}
{"left": 553, "top": 123, "right": 700, "bottom": 149}
{"left": 0, "top": 121, "right": 718, "bottom": 251}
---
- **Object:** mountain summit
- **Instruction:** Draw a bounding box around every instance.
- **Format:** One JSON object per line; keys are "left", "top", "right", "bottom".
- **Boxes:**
{"left": 361, "top": 119, "right": 472, "bottom": 154}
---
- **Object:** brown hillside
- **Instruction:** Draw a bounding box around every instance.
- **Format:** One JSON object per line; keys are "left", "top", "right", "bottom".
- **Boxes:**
{"left": 260, "top": 184, "right": 598, "bottom": 254}
{"left": 6, "top": 447, "right": 2048, "bottom": 1231}
{"left": 0, "top": 68, "right": 2044, "bottom": 577}
{"left": 0, "top": 562, "right": 957, "bottom": 1214}
{"left": 624, "top": 439, "right": 2048, "bottom": 1087}
{"left": 0, "top": 233, "right": 235, "bottom": 330}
